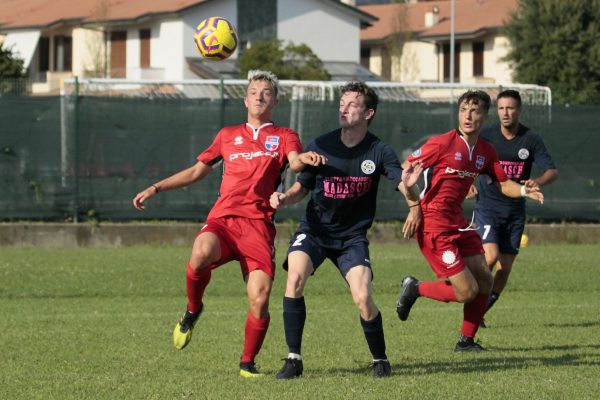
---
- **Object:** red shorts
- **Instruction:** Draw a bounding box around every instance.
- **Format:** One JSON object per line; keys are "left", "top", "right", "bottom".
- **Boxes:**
{"left": 199, "top": 216, "right": 276, "bottom": 278}
{"left": 417, "top": 230, "right": 484, "bottom": 278}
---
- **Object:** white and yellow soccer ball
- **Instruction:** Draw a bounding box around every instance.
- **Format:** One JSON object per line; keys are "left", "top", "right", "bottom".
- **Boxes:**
{"left": 194, "top": 16, "right": 239, "bottom": 60}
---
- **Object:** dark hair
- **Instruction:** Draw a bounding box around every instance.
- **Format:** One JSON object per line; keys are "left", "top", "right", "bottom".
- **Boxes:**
{"left": 340, "top": 81, "right": 379, "bottom": 115}
{"left": 457, "top": 90, "right": 491, "bottom": 113}
{"left": 497, "top": 89, "right": 522, "bottom": 108}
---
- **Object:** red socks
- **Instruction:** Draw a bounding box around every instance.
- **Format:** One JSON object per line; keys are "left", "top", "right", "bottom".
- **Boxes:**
{"left": 418, "top": 280, "right": 458, "bottom": 302}
{"left": 241, "top": 312, "right": 270, "bottom": 363}
{"left": 461, "top": 293, "right": 488, "bottom": 338}
{"left": 186, "top": 261, "right": 212, "bottom": 313}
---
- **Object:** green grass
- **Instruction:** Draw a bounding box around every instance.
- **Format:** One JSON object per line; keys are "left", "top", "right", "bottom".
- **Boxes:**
{"left": 1, "top": 243, "right": 598, "bottom": 399}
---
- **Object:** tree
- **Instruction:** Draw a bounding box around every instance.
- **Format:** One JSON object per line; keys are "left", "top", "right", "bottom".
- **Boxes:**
{"left": 239, "top": 39, "right": 330, "bottom": 81}
{"left": 503, "top": 0, "right": 600, "bottom": 104}
{"left": 0, "top": 43, "right": 26, "bottom": 94}
{"left": 0, "top": 43, "right": 26, "bottom": 78}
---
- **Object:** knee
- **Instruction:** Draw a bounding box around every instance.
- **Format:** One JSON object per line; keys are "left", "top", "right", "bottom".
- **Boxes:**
{"left": 286, "top": 273, "right": 307, "bottom": 297}
{"left": 189, "top": 247, "right": 215, "bottom": 270}
{"left": 353, "top": 291, "right": 370, "bottom": 309}
{"left": 353, "top": 291, "right": 376, "bottom": 316}
{"left": 455, "top": 284, "right": 479, "bottom": 303}
{"left": 249, "top": 286, "right": 272, "bottom": 314}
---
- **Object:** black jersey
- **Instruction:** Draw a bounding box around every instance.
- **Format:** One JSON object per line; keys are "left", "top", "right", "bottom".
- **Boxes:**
{"left": 476, "top": 123, "right": 556, "bottom": 212}
{"left": 297, "top": 128, "right": 402, "bottom": 240}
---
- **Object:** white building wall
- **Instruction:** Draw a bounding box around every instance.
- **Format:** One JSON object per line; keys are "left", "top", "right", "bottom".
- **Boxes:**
{"left": 278, "top": 0, "right": 360, "bottom": 62}
{"left": 154, "top": 20, "right": 186, "bottom": 80}
{"left": 398, "top": 41, "right": 437, "bottom": 83}
{"left": 369, "top": 47, "right": 383, "bottom": 77}
{"left": 126, "top": 29, "right": 141, "bottom": 77}
{"left": 488, "top": 35, "right": 513, "bottom": 83}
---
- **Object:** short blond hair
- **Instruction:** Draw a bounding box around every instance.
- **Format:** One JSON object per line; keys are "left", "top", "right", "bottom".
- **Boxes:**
{"left": 247, "top": 70, "right": 280, "bottom": 98}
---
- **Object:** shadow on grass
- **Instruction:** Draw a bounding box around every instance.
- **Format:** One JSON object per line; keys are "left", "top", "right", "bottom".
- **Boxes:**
{"left": 544, "top": 320, "right": 600, "bottom": 329}
{"left": 306, "top": 344, "right": 600, "bottom": 377}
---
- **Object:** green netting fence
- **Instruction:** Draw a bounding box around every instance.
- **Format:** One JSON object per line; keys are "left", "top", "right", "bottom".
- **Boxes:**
{"left": 0, "top": 82, "right": 598, "bottom": 222}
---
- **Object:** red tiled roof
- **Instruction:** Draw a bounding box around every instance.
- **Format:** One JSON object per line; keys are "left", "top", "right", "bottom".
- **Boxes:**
{"left": 0, "top": 0, "right": 376, "bottom": 30}
{"left": 0, "top": 0, "right": 209, "bottom": 29}
{"left": 360, "top": 0, "right": 517, "bottom": 42}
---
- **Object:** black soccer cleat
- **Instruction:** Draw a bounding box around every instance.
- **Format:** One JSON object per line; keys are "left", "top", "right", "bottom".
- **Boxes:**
{"left": 276, "top": 357, "right": 303, "bottom": 379}
{"left": 454, "top": 337, "right": 487, "bottom": 353}
{"left": 396, "top": 276, "right": 420, "bottom": 321}
{"left": 371, "top": 359, "right": 392, "bottom": 377}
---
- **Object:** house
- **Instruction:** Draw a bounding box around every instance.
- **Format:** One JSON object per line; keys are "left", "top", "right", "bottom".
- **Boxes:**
{"left": 359, "top": 0, "right": 517, "bottom": 84}
{"left": 0, "top": 0, "right": 378, "bottom": 94}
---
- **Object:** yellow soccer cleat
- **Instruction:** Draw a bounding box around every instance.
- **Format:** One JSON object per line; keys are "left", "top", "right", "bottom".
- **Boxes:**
{"left": 172, "top": 305, "right": 203, "bottom": 350}
{"left": 239, "top": 362, "right": 265, "bottom": 378}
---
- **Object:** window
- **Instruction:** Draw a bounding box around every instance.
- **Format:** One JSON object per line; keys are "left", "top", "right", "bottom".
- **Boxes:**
{"left": 237, "top": 0, "right": 276, "bottom": 54}
{"left": 473, "top": 42, "right": 484, "bottom": 77}
{"left": 38, "top": 36, "right": 50, "bottom": 72}
{"left": 140, "top": 29, "right": 151, "bottom": 68}
{"left": 360, "top": 47, "right": 371, "bottom": 70}
{"left": 110, "top": 31, "right": 127, "bottom": 78}
{"left": 442, "top": 42, "right": 460, "bottom": 82}
{"left": 54, "top": 35, "right": 72, "bottom": 71}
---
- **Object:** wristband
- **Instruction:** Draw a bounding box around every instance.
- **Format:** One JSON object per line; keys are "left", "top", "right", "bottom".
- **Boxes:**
{"left": 409, "top": 202, "right": 421, "bottom": 208}
{"left": 152, "top": 184, "right": 160, "bottom": 193}
{"left": 520, "top": 185, "right": 527, "bottom": 197}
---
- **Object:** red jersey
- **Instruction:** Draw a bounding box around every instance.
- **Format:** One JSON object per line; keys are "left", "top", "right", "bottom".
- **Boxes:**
{"left": 198, "top": 123, "right": 303, "bottom": 221}
{"left": 407, "top": 129, "right": 507, "bottom": 232}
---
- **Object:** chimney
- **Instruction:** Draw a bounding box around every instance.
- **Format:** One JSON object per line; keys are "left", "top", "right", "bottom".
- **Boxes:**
{"left": 424, "top": 6, "right": 440, "bottom": 28}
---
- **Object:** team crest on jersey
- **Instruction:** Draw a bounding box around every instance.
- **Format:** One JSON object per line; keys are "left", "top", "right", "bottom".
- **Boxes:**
{"left": 454, "top": 152, "right": 462, "bottom": 161}
{"left": 361, "top": 160, "right": 376, "bottom": 174}
{"left": 475, "top": 155, "right": 485, "bottom": 169}
{"left": 518, "top": 148, "right": 530, "bottom": 160}
{"left": 412, "top": 148, "right": 422, "bottom": 157}
{"left": 234, "top": 136, "right": 243, "bottom": 145}
{"left": 265, "top": 136, "right": 280, "bottom": 151}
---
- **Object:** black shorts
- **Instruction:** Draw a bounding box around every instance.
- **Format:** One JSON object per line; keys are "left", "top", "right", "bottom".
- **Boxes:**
{"left": 474, "top": 207, "right": 525, "bottom": 254}
{"left": 283, "top": 231, "right": 372, "bottom": 278}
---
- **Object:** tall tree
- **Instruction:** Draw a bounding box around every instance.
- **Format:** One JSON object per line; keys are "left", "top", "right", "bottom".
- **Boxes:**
{"left": 503, "top": 0, "right": 600, "bottom": 104}
{"left": 239, "top": 39, "right": 330, "bottom": 81}
{"left": 0, "top": 43, "right": 25, "bottom": 78}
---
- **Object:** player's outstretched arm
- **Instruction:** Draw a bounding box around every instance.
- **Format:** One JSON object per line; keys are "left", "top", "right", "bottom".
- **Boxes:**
{"left": 498, "top": 179, "right": 544, "bottom": 204}
{"left": 270, "top": 182, "right": 309, "bottom": 209}
{"left": 399, "top": 160, "right": 423, "bottom": 239}
{"left": 529, "top": 168, "right": 558, "bottom": 188}
{"left": 288, "top": 151, "right": 328, "bottom": 173}
{"left": 133, "top": 161, "right": 212, "bottom": 210}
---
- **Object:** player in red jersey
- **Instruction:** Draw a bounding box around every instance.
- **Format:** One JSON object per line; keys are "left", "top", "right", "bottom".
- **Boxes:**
{"left": 133, "top": 70, "right": 326, "bottom": 377}
{"left": 396, "top": 90, "right": 544, "bottom": 351}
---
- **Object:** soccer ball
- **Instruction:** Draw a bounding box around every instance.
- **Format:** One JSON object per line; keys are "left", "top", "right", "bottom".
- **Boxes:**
{"left": 194, "top": 16, "right": 238, "bottom": 60}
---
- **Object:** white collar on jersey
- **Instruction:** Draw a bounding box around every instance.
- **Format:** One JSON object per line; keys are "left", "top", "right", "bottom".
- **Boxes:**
{"left": 246, "top": 122, "right": 274, "bottom": 140}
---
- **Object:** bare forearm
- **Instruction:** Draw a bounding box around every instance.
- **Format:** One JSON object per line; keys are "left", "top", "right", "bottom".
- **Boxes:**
{"left": 281, "top": 184, "right": 309, "bottom": 206}
{"left": 399, "top": 181, "right": 420, "bottom": 204}
{"left": 153, "top": 162, "right": 211, "bottom": 192}
{"left": 534, "top": 169, "right": 558, "bottom": 187}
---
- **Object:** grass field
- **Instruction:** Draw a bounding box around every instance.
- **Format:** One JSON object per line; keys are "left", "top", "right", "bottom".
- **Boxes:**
{"left": 1, "top": 242, "right": 598, "bottom": 399}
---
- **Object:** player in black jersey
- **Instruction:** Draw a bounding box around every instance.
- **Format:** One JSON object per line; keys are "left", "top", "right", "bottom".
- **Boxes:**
{"left": 270, "top": 81, "right": 421, "bottom": 378}
{"left": 468, "top": 90, "right": 558, "bottom": 325}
